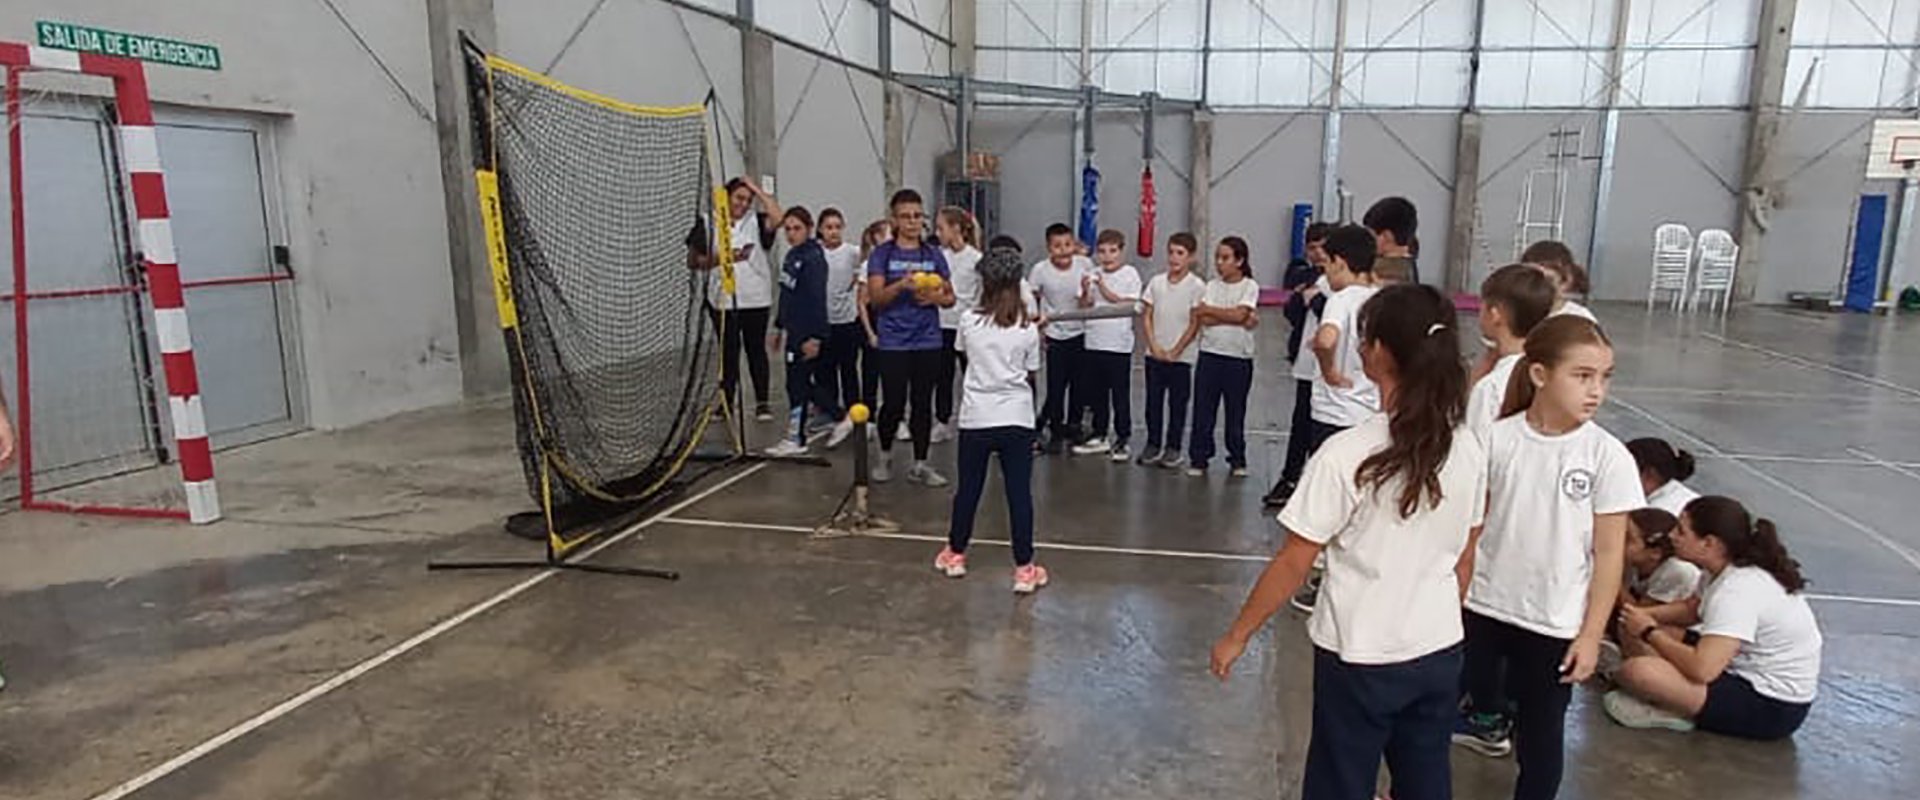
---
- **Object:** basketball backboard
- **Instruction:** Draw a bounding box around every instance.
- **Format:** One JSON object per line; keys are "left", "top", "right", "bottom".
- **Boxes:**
{"left": 1867, "top": 119, "right": 1920, "bottom": 179}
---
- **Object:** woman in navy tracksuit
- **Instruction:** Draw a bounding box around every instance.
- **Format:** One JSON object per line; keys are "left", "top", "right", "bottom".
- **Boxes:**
{"left": 766, "top": 206, "right": 842, "bottom": 455}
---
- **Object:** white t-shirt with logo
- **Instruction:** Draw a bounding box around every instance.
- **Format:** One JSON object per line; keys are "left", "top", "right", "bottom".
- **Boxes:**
{"left": 1198, "top": 277, "right": 1261, "bottom": 359}
{"left": 1291, "top": 275, "right": 1331, "bottom": 382}
{"left": 1467, "top": 415, "right": 1647, "bottom": 639}
{"left": 1029, "top": 256, "right": 1093, "bottom": 340}
{"left": 1085, "top": 265, "right": 1143, "bottom": 354}
{"left": 940, "top": 246, "right": 983, "bottom": 330}
{"left": 823, "top": 242, "right": 863, "bottom": 325}
{"left": 727, "top": 213, "right": 774, "bottom": 309}
{"left": 1647, "top": 479, "right": 1700, "bottom": 516}
{"left": 1467, "top": 353, "right": 1521, "bottom": 442}
{"left": 955, "top": 311, "right": 1042, "bottom": 430}
{"left": 1143, "top": 270, "right": 1208, "bottom": 365}
{"left": 1700, "top": 565, "right": 1823, "bottom": 703}
{"left": 1310, "top": 284, "right": 1382, "bottom": 427}
{"left": 1281, "top": 414, "right": 1489, "bottom": 665}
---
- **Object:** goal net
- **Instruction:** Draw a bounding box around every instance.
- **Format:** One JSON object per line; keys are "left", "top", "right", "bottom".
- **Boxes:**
{"left": 467, "top": 50, "right": 726, "bottom": 555}
{"left": 1, "top": 46, "right": 218, "bottom": 523}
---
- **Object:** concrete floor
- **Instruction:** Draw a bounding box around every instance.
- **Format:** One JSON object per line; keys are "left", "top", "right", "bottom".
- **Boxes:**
{"left": 2, "top": 304, "right": 1917, "bottom": 799}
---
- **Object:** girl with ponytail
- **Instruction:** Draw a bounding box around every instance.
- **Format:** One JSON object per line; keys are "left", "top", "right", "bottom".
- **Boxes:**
{"left": 1456, "top": 314, "right": 1644, "bottom": 795}
{"left": 934, "top": 207, "right": 985, "bottom": 442}
{"left": 1609, "top": 496, "right": 1822, "bottom": 740}
{"left": 1213, "top": 284, "right": 1488, "bottom": 800}
{"left": 1626, "top": 437, "right": 1700, "bottom": 515}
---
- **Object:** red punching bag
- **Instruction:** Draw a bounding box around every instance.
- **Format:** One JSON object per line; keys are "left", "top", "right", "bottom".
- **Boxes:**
{"left": 1138, "top": 165, "right": 1156, "bottom": 258}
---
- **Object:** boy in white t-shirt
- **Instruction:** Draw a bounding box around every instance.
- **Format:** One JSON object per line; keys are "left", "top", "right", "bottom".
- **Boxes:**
{"left": 1307, "top": 225, "right": 1382, "bottom": 451}
{"left": 1072, "top": 229, "right": 1144, "bottom": 461}
{"left": 1138, "top": 232, "right": 1208, "bottom": 469}
{"left": 1029, "top": 223, "right": 1095, "bottom": 453}
{"left": 1467, "top": 264, "right": 1558, "bottom": 442}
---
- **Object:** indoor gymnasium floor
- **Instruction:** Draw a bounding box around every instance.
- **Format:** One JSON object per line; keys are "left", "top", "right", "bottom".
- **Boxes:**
{"left": 1, "top": 304, "right": 1916, "bottom": 800}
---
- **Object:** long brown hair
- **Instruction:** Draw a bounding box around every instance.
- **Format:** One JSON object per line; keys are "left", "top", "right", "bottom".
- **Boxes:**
{"left": 938, "top": 206, "right": 982, "bottom": 250}
{"left": 1628, "top": 508, "right": 1680, "bottom": 556}
{"left": 1685, "top": 496, "right": 1807, "bottom": 593}
{"left": 1481, "top": 263, "right": 1556, "bottom": 338}
{"left": 1521, "top": 239, "right": 1592, "bottom": 295}
{"left": 859, "top": 219, "right": 890, "bottom": 259}
{"left": 1499, "top": 315, "right": 1611, "bottom": 419}
{"left": 1355, "top": 284, "right": 1468, "bottom": 517}
{"left": 975, "top": 250, "right": 1031, "bottom": 328}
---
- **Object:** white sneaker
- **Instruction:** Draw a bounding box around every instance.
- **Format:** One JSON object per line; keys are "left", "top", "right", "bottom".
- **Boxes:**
{"left": 1597, "top": 640, "right": 1625, "bottom": 683}
{"left": 907, "top": 461, "right": 950, "bottom": 488}
{"left": 764, "top": 439, "right": 809, "bottom": 458}
{"left": 1109, "top": 444, "right": 1130, "bottom": 463}
{"left": 827, "top": 418, "right": 855, "bottom": 449}
{"left": 873, "top": 451, "right": 894, "bottom": 483}
{"left": 1185, "top": 466, "right": 1204, "bottom": 477}
{"left": 896, "top": 421, "right": 911, "bottom": 441}
{"left": 1230, "top": 466, "right": 1250, "bottom": 478}
{"left": 1072, "top": 437, "right": 1111, "bottom": 456}
{"left": 1603, "top": 690, "right": 1695, "bottom": 732}
{"left": 931, "top": 422, "right": 956, "bottom": 443}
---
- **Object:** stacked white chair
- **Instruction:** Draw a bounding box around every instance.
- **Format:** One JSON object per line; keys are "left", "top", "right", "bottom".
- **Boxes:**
{"left": 1690, "top": 229, "right": 1739, "bottom": 315}
{"left": 1649, "top": 223, "right": 1694, "bottom": 311}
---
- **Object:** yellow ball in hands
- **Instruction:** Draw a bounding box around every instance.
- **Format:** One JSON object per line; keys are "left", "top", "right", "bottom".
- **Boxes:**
{"left": 848, "top": 403, "right": 871, "bottom": 424}
{"left": 914, "top": 272, "right": 943, "bottom": 290}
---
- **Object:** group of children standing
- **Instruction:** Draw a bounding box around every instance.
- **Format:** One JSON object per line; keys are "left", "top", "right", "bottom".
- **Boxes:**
{"left": 1208, "top": 198, "right": 1824, "bottom": 799}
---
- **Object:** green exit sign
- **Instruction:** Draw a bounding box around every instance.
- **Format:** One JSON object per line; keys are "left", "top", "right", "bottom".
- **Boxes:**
{"left": 35, "top": 20, "right": 222, "bottom": 71}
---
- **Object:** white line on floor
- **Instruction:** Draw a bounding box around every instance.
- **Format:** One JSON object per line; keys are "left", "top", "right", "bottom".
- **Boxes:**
{"left": 1700, "top": 452, "right": 1920, "bottom": 468}
{"left": 662, "top": 516, "right": 1274, "bottom": 562}
{"left": 1699, "top": 332, "right": 1920, "bottom": 400}
{"left": 1610, "top": 396, "right": 1920, "bottom": 576}
{"left": 85, "top": 462, "right": 770, "bottom": 800}
{"left": 665, "top": 516, "right": 1920, "bottom": 609}
{"left": 1845, "top": 447, "right": 1920, "bottom": 485}
{"left": 1613, "top": 386, "right": 1919, "bottom": 403}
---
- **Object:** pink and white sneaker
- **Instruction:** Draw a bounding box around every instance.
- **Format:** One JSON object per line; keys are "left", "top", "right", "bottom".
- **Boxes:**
{"left": 933, "top": 547, "right": 967, "bottom": 578}
{"left": 1012, "top": 563, "right": 1050, "bottom": 594}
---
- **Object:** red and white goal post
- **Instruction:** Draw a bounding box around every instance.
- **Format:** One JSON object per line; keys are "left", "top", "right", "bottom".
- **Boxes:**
{"left": 0, "top": 42, "right": 219, "bottom": 523}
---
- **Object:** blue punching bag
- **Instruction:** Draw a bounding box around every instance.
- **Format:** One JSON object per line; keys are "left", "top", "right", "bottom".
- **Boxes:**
{"left": 1078, "top": 164, "right": 1101, "bottom": 249}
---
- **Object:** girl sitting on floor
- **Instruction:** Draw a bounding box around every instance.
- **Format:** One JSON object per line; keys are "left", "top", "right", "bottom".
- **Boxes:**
{"left": 1607, "top": 496, "right": 1822, "bottom": 740}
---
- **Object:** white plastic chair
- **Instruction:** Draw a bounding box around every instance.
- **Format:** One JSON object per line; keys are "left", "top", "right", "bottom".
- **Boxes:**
{"left": 1689, "top": 229, "right": 1738, "bottom": 315}
{"left": 1648, "top": 223, "right": 1694, "bottom": 312}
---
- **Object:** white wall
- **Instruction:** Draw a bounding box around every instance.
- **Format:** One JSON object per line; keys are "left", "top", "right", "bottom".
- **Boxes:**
{"left": 3, "top": 0, "right": 460, "bottom": 430}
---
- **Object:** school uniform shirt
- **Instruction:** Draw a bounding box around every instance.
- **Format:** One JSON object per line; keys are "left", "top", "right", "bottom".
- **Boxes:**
{"left": 1281, "top": 414, "right": 1489, "bottom": 664}
{"left": 1084, "top": 265, "right": 1143, "bottom": 354}
{"left": 1143, "top": 271, "right": 1208, "bottom": 364}
{"left": 1291, "top": 275, "right": 1332, "bottom": 381}
{"left": 955, "top": 311, "right": 1043, "bottom": 430}
{"left": 1647, "top": 479, "right": 1700, "bottom": 516}
{"left": 1640, "top": 556, "right": 1704, "bottom": 604}
{"left": 823, "top": 242, "right": 864, "bottom": 326}
{"left": 1029, "top": 256, "right": 1094, "bottom": 340}
{"left": 1699, "top": 565, "right": 1823, "bottom": 703}
{"left": 1198, "top": 277, "right": 1261, "bottom": 359}
{"left": 1309, "top": 284, "right": 1382, "bottom": 427}
{"left": 866, "top": 240, "right": 950, "bottom": 351}
{"left": 1467, "top": 415, "right": 1647, "bottom": 639}
{"left": 1553, "top": 300, "right": 1598, "bottom": 324}
{"left": 940, "top": 245, "right": 984, "bottom": 330}
{"left": 1467, "top": 353, "right": 1521, "bottom": 442}
{"left": 716, "top": 212, "right": 776, "bottom": 310}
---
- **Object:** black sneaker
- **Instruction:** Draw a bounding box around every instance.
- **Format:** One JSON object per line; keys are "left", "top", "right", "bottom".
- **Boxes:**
{"left": 1452, "top": 710, "right": 1514, "bottom": 757}
{"left": 1135, "top": 445, "right": 1163, "bottom": 466}
{"left": 1262, "top": 480, "right": 1297, "bottom": 508}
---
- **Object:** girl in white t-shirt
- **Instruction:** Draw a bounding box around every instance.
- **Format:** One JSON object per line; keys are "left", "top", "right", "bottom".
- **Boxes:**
{"left": 1457, "top": 315, "right": 1644, "bottom": 796}
{"left": 935, "top": 250, "right": 1050, "bottom": 594}
{"left": 1212, "top": 283, "right": 1486, "bottom": 800}
{"left": 1186, "top": 236, "right": 1261, "bottom": 477}
{"left": 855, "top": 220, "right": 891, "bottom": 420}
{"left": 1627, "top": 437, "right": 1700, "bottom": 515}
{"left": 1610, "top": 496, "right": 1821, "bottom": 740}
{"left": 817, "top": 208, "right": 866, "bottom": 433}
{"left": 935, "top": 207, "right": 984, "bottom": 444}
{"left": 1622, "top": 508, "right": 1702, "bottom": 607}
{"left": 716, "top": 177, "right": 782, "bottom": 420}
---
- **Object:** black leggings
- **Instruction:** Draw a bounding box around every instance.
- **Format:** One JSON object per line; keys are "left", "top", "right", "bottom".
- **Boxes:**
{"left": 877, "top": 348, "right": 941, "bottom": 460}
{"left": 936, "top": 328, "right": 968, "bottom": 424}
{"left": 1274, "top": 378, "right": 1315, "bottom": 490}
{"left": 826, "top": 321, "right": 866, "bottom": 411}
{"left": 710, "top": 306, "right": 771, "bottom": 408}
{"left": 1464, "top": 611, "right": 1573, "bottom": 800}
